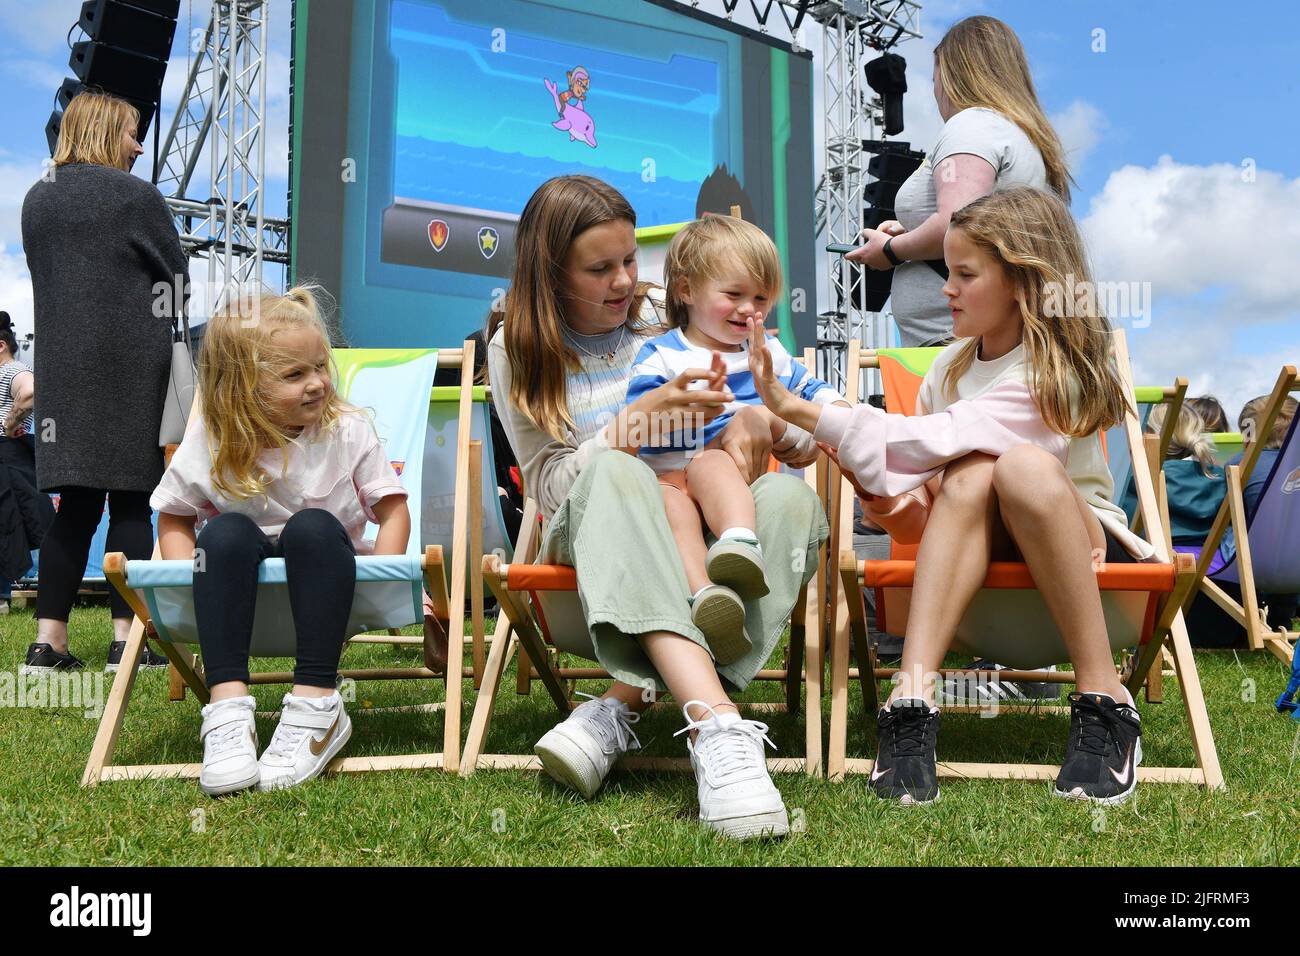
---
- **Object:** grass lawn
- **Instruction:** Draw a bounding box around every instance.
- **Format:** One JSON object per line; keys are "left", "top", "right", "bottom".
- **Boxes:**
{"left": 1, "top": 602, "right": 1297, "bottom": 866}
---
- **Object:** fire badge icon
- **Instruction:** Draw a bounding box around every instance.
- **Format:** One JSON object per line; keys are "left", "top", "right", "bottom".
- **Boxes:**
{"left": 428, "top": 219, "right": 449, "bottom": 252}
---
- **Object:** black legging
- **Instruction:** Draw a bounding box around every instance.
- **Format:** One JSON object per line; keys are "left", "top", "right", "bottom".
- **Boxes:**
{"left": 193, "top": 509, "right": 356, "bottom": 689}
{"left": 37, "top": 486, "right": 153, "bottom": 621}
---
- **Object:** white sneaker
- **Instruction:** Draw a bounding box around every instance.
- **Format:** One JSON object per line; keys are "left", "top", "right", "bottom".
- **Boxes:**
{"left": 534, "top": 693, "right": 641, "bottom": 799}
{"left": 257, "top": 691, "right": 351, "bottom": 791}
{"left": 677, "top": 700, "right": 789, "bottom": 840}
{"left": 199, "top": 695, "right": 260, "bottom": 796}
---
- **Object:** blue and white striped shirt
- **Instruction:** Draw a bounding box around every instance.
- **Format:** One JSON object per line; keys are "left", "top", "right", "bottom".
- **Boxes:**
{"left": 625, "top": 328, "right": 841, "bottom": 472}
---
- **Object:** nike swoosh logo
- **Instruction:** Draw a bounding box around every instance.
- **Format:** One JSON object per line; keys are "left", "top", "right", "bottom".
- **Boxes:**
{"left": 1109, "top": 744, "right": 1134, "bottom": 786}
{"left": 870, "top": 763, "right": 891, "bottom": 782}
{"left": 309, "top": 716, "right": 339, "bottom": 756}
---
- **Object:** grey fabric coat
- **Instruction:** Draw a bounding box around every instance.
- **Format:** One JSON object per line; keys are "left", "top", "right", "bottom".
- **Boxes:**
{"left": 21, "top": 163, "right": 187, "bottom": 493}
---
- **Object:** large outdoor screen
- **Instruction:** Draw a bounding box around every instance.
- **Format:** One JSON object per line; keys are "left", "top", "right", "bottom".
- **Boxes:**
{"left": 290, "top": 0, "right": 817, "bottom": 347}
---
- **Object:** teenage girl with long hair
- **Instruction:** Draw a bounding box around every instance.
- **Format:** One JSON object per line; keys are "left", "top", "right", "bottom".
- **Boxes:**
{"left": 487, "top": 175, "right": 828, "bottom": 839}
{"left": 752, "top": 187, "right": 1152, "bottom": 806}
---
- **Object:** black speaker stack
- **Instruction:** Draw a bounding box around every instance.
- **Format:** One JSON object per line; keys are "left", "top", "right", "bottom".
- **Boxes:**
{"left": 841, "top": 139, "right": 925, "bottom": 313}
{"left": 45, "top": 0, "right": 182, "bottom": 156}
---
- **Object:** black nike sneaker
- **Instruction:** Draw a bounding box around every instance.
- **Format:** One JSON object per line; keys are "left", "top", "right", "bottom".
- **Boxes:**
{"left": 20, "top": 643, "right": 86, "bottom": 675}
{"left": 869, "top": 697, "right": 941, "bottom": 805}
{"left": 105, "top": 640, "right": 170, "bottom": 673}
{"left": 1054, "top": 692, "right": 1142, "bottom": 805}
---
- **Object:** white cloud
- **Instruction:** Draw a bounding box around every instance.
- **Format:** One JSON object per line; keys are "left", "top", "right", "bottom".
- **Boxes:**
{"left": 1127, "top": 314, "right": 1300, "bottom": 423}
{"left": 1082, "top": 157, "right": 1300, "bottom": 415}
{"left": 0, "top": 160, "right": 48, "bottom": 247}
{"left": 0, "top": 244, "right": 33, "bottom": 341}
{"left": 1051, "top": 99, "right": 1107, "bottom": 173}
{"left": 1082, "top": 155, "right": 1300, "bottom": 307}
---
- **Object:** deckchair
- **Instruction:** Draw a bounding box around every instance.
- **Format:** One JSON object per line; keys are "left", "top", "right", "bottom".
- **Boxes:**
{"left": 460, "top": 348, "right": 831, "bottom": 778}
{"left": 82, "top": 344, "right": 483, "bottom": 785}
{"left": 1209, "top": 432, "right": 1244, "bottom": 467}
{"left": 1107, "top": 378, "right": 1192, "bottom": 701}
{"left": 1171, "top": 366, "right": 1300, "bottom": 664}
{"left": 421, "top": 383, "right": 516, "bottom": 685}
{"left": 828, "top": 332, "right": 1222, "bottom": 790}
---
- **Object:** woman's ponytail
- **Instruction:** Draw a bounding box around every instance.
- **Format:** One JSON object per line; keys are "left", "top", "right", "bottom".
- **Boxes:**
{"left": 1150, "top": 404, "right": 1220, "bottom": 477}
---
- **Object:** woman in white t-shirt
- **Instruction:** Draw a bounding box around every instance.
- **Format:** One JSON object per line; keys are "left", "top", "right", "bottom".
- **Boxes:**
{"left": 849, "top": 15, "right": 1074, "bottom": 347}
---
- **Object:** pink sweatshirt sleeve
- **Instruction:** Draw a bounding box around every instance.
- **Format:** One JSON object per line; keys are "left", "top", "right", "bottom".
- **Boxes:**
{"left": 813, "top": 380, "right": 1068, "bottom": 498}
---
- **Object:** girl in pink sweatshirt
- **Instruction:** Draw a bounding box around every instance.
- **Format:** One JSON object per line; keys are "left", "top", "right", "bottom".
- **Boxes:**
{"left": 749, "top": 186, "right": 1150, "bottom": 807}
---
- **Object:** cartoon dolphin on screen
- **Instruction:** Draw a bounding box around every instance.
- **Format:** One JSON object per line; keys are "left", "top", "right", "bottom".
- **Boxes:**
{"left": 544, "top": 66, "right": 597, "bottom": 148}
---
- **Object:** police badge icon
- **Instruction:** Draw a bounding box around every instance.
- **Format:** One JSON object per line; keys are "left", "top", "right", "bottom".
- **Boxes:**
{"left": 477, "top": 226, "right": 499, "bottom": 259}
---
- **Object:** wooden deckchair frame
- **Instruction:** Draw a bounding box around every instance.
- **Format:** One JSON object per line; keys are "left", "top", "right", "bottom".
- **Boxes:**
{"left": 826, "top": 331, "right": 1223, "bottom": 789}
{"left": 459, "top": 348, "right": 832, "bottom": 778}
{"left": 82, "top": 343, "right": 486, "bottom": 786}
{"left": 1108, "top": 377, "right": 1189, "bottom": 702}
{"left": 1174, "top": 365, "right": 1300, "bottom": 664}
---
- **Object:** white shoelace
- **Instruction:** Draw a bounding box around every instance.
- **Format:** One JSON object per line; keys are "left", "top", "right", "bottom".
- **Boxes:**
{"left": 206, "top": 718, "right": 252, "bottom": 755}
{"left": 675, "top": 700, "right": 777, "bottom": 780}
{"left": 264, "top": 721, "right": 312, "bottom": 762}
{"left": 572, "top": 692, "right": 642, "bottom": 754}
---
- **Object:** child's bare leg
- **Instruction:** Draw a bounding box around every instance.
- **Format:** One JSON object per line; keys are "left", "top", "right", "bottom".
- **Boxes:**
{"left": 210, "top": 680, "right": 252, "bottom": 702}
{"left": 894, "top": 453, "right": 1000, "bottom": 706}
{"left": 659, "top": 471, "right": 710, "bottom": 593}
{"left": 991, "top": 446, "right": 1124, "bottom": 700}
{"left": 639, "top": 630, "right": 738, "bottom": 729}
{"left": 685, "top": 448, "right": 755, "bottom": 536}
{"left": 669, "top": 461, "right": 753, "bottom": 663}
{"left": 603, "top": 681, "right": 654, "bottom": 712}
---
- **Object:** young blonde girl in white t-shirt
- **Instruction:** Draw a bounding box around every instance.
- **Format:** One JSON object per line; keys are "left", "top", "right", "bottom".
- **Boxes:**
{"left": 153, "top": 287, "right": 411, "bottom": 796}
{"left": 751, "top": 186, "right": 1152, "bottom": 807}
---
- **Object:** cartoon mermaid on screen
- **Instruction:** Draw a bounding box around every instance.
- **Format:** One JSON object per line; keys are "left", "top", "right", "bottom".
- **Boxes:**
{"left": 544, "top": 66, "right": 597, "bottom": 148}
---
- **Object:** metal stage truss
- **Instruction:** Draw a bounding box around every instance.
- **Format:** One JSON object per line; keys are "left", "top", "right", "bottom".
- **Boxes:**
{"left": 158, "top": 0, "right": 288, "bottom": 308}
{"left": 155, "top": 0, "right": 921, "bottom": 368}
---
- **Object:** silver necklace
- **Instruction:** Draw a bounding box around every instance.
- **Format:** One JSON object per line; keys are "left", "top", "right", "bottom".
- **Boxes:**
{"left": 565, "top": 323, "right": 627, "bottom": 364}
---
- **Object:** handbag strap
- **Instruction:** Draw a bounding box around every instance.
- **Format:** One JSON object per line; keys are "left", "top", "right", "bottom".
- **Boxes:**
{"left": 172, "top": 280, "right": 192, "bottom": 347}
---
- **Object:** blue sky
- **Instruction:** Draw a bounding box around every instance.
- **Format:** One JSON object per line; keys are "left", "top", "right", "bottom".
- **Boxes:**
{"left": 1, "top": 0, "right": 1296, "bottom": 414}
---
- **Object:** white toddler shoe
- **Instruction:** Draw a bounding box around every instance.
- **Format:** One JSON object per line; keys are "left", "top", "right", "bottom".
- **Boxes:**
{"left": 199, "top": 695, "right": 260, "bottom": 796}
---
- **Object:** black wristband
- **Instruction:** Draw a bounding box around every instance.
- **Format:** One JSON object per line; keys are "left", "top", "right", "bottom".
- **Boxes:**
{"left": 883, "top": 236, "right": 903, "bottom": 267}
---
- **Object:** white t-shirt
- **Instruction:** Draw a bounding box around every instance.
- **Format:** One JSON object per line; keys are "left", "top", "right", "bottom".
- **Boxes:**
{"left": 151, "top": 405, "right": 407, "bottom": 553}
{"left": 891, "top": 108, "right": 1049, "bottom": 347}
{"left": 919, "top": 341, "right": 1155, "bottom": 561}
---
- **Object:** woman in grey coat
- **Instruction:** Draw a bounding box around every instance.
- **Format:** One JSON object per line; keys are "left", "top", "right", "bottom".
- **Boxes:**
{"left": 19, "top": 91, "right": 183, "bottom": 673}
